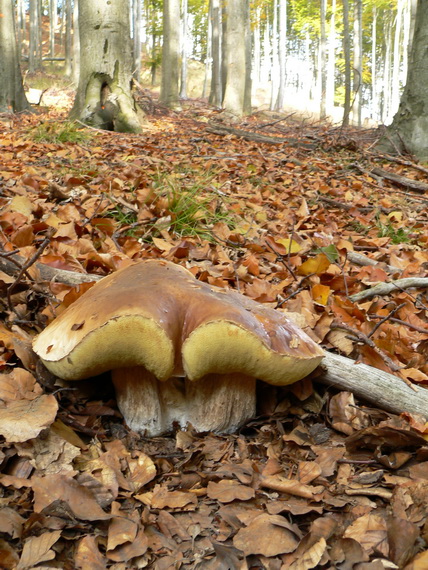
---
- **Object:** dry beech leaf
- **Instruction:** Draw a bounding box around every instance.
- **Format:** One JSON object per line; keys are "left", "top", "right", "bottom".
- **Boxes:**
{"left": 0, "top": 395, "right": 58, "bottom": 443}
{"left": 233, "top": 514, "right": 300, "bottom": 557}
{"left": 17, "top": 530, "right": 61, "bottom": 570}
{"left": 260, "top": 475, "right": 324, "bottom": 501}
{"left": 32, "top": 474, "right": 111, "bottom": 521}
{"left": 127, "top": 451, "right": 156, "bottom": 492}
{"left": 0, "top": 508, "right": 25, "bottom": 539}
{"left": 287, "top": 537, "right": 327, "bottom": 570}
{"left": 297, "top": 461, "right": 322, "bottom": 485}
{"left": 150, "top": 485, "right": 198, "bottom": 509}
{"left": 106, "top": 528, "right": 148, "bottom": 563}
{"left": 0, "top": 368, "right": 42, "bottom": 402}
{"left": 107, "top": 502, "right": 139, "bottom": 552}
{"left": 207, "top": 480, "right": 255, "bottom": 503}
{"left": 343, "top": 513, "right": 388, "bottom": 555}
{"left": 74, "top": 535, "right": 107, "bottom": 570}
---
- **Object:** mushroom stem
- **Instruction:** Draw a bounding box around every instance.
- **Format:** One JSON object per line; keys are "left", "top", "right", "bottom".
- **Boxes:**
{"left": 111, "top": 368, "right": 256, "bottom": 436}
{"left": 186, "top": 373, "right": 256, "bottom": 433}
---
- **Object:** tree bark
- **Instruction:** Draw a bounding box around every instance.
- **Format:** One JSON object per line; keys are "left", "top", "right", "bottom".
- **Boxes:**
{"left": 222, "top": 0, "right": 251, "bottom": 117}
{"left": 376, "top": 0, "right": 428, "bottom": 159}
{"left": 0, "top": 0, "right": 30, "bottom": 113}
{"left": 69, "top": 0, "right": 143, "bottom": 133}
{"left": 160, "top": 0, "right": 180, "bottom": 108}
{"left": 342, "top": 0, "right": 351, "bottom": 127}
{"left": 209, "top": 0, "right": 222, "bottom": 107}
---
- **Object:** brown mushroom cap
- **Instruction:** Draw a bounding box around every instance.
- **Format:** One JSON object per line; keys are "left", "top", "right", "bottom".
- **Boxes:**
{"left": 33, "top": 259, "right": 324, "bottom": 434}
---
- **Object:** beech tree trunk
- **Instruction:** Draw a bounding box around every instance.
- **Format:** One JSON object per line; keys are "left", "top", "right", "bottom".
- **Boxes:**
{"left": 209, "top": 0, "right": 222, "bottom": 107}
{"left": 70, "top": 0, "right": 143, "bottom": 133}
{"left": 0, "top": 0, "right": 29, "bottom": 113}
{"left": 377, "top": 0, "right": 428, "bottom": 159}
{"left": 160, "top": 0, "right": 180, "bottom": 108}
{"left": 222, "top": 0, "right": 251, "bottom": 117}
{"left": 342, "top": 0, "right": 351, "bottom": 127}
{"left": 352, "top": 0, "right": 362, "bottom": 126}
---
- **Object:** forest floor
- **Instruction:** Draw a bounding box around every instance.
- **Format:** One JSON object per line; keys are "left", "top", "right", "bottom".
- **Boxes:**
{"left": 1, "top": 91, "right": 428, "bottom": 569}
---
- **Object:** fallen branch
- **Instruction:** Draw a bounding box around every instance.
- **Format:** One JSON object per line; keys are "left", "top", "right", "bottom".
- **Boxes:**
{"left": 0, "top": 253, "right": 103, "bottom": 286}
{"left": 349, "top": 277, "right": 428, "bottom": 303}
{"left": 370, "top": 167, "right": 428, "bottom": 193}
{"left": 206, "top": 123, "right": 316, "bottom": 149}
{"left": 318, "top": 352, "right": 428, "bottom": 419}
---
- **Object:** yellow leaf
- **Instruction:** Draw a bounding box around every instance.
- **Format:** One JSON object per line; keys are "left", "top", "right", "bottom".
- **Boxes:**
{"left": 298, "top": 254, "right": 330, "bottom": 275}
{"left": 311, "top": 284, "right": 331, "bottom": 306}
{"left": 276, "top": 238, "right": 301, "bottom": 254}
{"left": 387, "top": 210, "right": 403, "bottom": 222}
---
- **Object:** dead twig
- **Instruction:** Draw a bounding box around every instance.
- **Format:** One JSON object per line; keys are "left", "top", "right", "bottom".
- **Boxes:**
{"left": 7, "top": 232, "right": 55, "bottom": 313}
{"left": 330, "top": 320, "right": 406, "bottom": 378}
{"left": 367, "top": 303, "right": 406, "bottom": 338}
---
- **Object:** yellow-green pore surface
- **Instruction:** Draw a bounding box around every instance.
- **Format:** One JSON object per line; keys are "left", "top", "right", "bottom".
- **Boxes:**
{"left": 33, "top": 260, "right": 324, "bottom": 384}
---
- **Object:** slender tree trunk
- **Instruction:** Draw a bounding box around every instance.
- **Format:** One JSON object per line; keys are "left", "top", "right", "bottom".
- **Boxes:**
{"left": 277, "top": 0, "right": 287, "bottom": 111}
{"left": 383, "top": 18, "right": 393, "bottom": 122}
{"left": 72, "top": 0, "right": 80, "bottom": 85}
{"left": 222, "top": 0, "right": 251, "bottom": 117}
{"left": 29, "top": 0, "right": 40, "bottom": 72}
{"left": 391, "top": 0, "right": 404, "bottom": 115}
{"left": 16, "top": 0, "right": 25, "bottom": 59}
{"left": 64, "top": 0, "right": 72, "bottom": 77}
{"left": 352, "top": 0, "right": 362, "bottom": 126}
{"left": 209, "top": 0, "right": 222, "bottom": 106}
{"left": 160, "top": 0, "right": 180, "bottom": 108}
{"left": 342, "top": 0, "right": 351, "bottom": 127}
{"left": 326, "top": 0, "right": 336, "bottom": 116}
{"left": 270, "top": 0, "right": 279, "bottom": 111}
{"left": 70, "top": 0, "right": 143, "bottom": 133}
{"left": 49, "top": 0, "right": 57, "bottom": 57}
{"left": 319, "top": 0, "right": 327, "bottom": 119}
{"left": 203, "top": 10, "right": 212, "bottom": 99}
{"left": 132, "top": 0, "right": 142, "bottom": 79}
{"left": 180, "top": 0, "right": 188, "bottom": 99}
{"left": 371, "top": 7, "right": 378, "bottom": 121}
{"left": 0, "top": 0, "right": 29, "bottom": 112}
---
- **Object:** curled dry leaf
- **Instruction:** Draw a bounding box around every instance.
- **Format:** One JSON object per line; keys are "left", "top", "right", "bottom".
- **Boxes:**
{"left": 0, "top": 395, "right": 58, "bottom": 443}
{"left": 17, "top": 530, "right": 61, "bottom": 570}
{"left": 32, "top": 474, "right": 111, "bottom": 521}
{"left": 207, "top": 480, "right": 256, "bottom": 503}
{"left": 287, "top": 537, "right": 327, "bottom": 570}
{"left": 233, "top": 514, "right": 301, "bottom": 557}
{"left": 74, "top": 535, "right": 107, "bottom": 570}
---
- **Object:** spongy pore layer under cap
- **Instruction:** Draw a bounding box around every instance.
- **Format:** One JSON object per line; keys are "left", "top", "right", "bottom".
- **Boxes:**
{"left": 33, "top": 259, "right": 324, "bottom": 384}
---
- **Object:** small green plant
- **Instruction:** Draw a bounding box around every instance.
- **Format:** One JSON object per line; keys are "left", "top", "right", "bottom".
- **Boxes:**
{"left": 347, "top": 220, "right": 369, "bottom": 234}
{"left": 375, "top": 214, "right": 411, "bottom": 244}
{"left": 29, "top": 121, "right": 92, "bottom": 144}
{"left": 150, "top": 171, "right": 236, "bottom": 241}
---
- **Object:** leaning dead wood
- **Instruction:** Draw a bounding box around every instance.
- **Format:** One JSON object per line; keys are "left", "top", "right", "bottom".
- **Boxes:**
{"left": 0, "top": 253, "right": 103, "bottom": 286}
{"left": 371, "top": 167, "right": 428, "bottom": 193}
{"left": 319, "top": 352, "right": 428, "bottom": 419}
{"left": 349, "top": 277, "right": 428, "bottom": 303}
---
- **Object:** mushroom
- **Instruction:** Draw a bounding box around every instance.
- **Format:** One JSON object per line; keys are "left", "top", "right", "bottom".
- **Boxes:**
{"left": 33, "top": 260, "right": 324, "bottom": 436}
